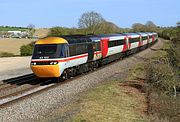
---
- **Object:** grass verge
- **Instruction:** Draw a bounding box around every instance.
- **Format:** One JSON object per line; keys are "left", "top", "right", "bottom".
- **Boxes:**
{"left": 41, "top": 78, "right": 149, "bottom": 122}
{"left": 71, "top": 80, "right": 148, "bottom": 122}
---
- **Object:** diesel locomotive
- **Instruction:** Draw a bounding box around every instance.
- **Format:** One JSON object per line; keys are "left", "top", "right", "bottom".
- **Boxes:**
{"left": 30, "top": 32, "right": 158, "bottom": 80}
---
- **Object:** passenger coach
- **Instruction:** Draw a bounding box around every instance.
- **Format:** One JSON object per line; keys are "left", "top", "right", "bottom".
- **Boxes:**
{"left": 31, "top": 32, "right": 158, "bottom": 80}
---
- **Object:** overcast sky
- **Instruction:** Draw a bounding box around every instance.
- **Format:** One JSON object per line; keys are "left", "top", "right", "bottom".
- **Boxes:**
{"left": 0, "top": 0, "right": 179, "bottom": 28}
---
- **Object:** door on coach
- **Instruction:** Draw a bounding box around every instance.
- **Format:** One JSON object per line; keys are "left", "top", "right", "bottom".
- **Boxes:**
{"left": 87, "top": 43, "right": 94, "bottom": 62}
{"left": 100, "top": 38, "right": 108, "bottom": 58}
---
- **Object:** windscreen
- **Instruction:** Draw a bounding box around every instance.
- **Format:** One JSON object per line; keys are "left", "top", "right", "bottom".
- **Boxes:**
{"left": 32, "top": 44, "right": 66, "bottom": 59}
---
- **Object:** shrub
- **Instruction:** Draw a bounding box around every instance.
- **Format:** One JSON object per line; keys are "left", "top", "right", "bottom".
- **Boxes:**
{"left": 0, "top": 52, "right": 14, "bottom": 57}
{"left": 20, "top": 42, "right": 34, "bottom": 56}
{"left": 48, "top": 27, "right": 86, "bottom": 36}
{"left": 145, "top": 32, "right": 180, "bottom": 121}
{"left": 147, "top": 91, "right": 180, "bottom": 122}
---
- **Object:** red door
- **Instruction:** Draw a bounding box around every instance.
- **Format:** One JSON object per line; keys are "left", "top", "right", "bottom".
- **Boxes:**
{"left": 152, "top": 35, "right": 155, "bottom": 42}
{"left": 100, "top": 38, "right": 108, "bottom": 58}
{"left": 123, "top": 36, "right": 128, "bottom": 52}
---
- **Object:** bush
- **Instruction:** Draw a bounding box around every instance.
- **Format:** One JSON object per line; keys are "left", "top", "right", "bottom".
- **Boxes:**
{"left": 144, "top": 31, "right": 180, "bottom": 121}
{"left": 20, "top": 42, "right": 34, "bottom": 56}
{"left": 145, "top": 57, "right": 180, "bottom": 121}
{"left": 146, "top": 58, "right": 177, "bottom": 95}
{"left": 48, "top": 27, "right": 86, "bottom": 36}
{"left": 0, "top": 52, "right": 14, "bottom": 57}
{"left": 147, "top": 91, "right": 180, "bottom": 122}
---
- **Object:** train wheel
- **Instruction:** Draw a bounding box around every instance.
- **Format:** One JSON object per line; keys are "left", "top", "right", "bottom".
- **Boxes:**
{"left": 62, "top": 70, "right": 70, "bottom": 80}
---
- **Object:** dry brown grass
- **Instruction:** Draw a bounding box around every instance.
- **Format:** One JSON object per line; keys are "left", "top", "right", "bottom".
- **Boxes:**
{"left": 0, "top": 38, "right": 35, "bottom": 55}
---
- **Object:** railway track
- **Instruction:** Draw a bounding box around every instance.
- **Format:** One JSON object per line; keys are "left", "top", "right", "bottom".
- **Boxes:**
{"left": 0, "top": 74, "right": 43, "bottom": 106}
{"left": 0, "top": 42, "right": 158, "bottom": 108}
{"left": 0, "top": 57, "right": 124, "bottom": 108}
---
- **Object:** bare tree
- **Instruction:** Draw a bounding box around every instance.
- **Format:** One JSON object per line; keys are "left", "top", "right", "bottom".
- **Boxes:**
{"left": 145, "top": 21, "right": 157, "bottom": 32}
{"left": 97, "top": 21, "right": 120, "bottom": 34}
{"left": 27, "top": 24, "right": 35, "bottom": 29}
{"left": 27, "top": 24, "right": 35, "bottom": 38}
{"left": 176, "top": 21, "right": 180, "bottom": 28}
{"left": 146, "top": 21, "right": 156, "bottom": 27}
{"left": 132, "top": 23, "right": 146, "bottom": 32}
{"left": 78, "top": 11, "right": 105, "bottom": 34}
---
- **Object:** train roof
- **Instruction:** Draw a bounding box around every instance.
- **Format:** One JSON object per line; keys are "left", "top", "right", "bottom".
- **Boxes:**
{"left": 123, "top": 33, "right": 139, "bottom": 35}
{"left": 137, "top": 32, "right": 148, "bottom": 36}
{"left": 95, "top": 34, "right": 125, "bottom": 37}
{"left": 144, "top": 32, "right": 153, "bottom": 35}
{"left": 152, "top": 32, "right": 158, "bottom": 35}
{"left": 36, "top": 32, "right": 157, "bottom": 45}
{"left": 60, "top": 35, "right": 92, "bottom": 44}
{"left": 59, "top": 34, "right": 126, "bottom": 44}
{"left": 35, "top": 37, "right": 68, "bottom": 45}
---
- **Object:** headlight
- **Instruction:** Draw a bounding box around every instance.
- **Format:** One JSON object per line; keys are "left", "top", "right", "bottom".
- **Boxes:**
{"left": 31, "top": 62, "right": 36, "bottom": 65}
{"left": 53, "top": 62, "right": 58, "bottom": 65}
{"left": 50, "top": 61, "right": 58, "bottom": 65}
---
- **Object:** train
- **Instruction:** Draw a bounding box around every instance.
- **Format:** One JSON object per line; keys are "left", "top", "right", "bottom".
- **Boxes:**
{"left": 30, "top": 32, "right": 158, "bottom": 80}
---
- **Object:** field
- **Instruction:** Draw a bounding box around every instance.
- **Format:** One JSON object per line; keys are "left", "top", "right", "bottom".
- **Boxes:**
{"left": 0, "top": 26, "right": 28, "bottom": 31}
{"left": 0, "top": 38, "right": 35, "bottom": 55}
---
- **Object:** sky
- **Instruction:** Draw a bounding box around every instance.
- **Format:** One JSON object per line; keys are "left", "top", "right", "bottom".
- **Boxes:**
{"left": 0, "top": 0, "right": 179, "bottom": 28}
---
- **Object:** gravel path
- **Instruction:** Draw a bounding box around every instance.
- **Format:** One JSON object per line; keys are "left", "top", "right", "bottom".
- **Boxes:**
{"left": 0, "top": 39, "right": 167, "bottom": 122}
{"left": 0, "top": 57, "right": 32, "bottom": 81}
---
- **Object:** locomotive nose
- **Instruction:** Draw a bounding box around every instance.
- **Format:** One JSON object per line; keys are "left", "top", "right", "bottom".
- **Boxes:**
{"left": 31, "top": 61, "right": 60, "bottom": 78}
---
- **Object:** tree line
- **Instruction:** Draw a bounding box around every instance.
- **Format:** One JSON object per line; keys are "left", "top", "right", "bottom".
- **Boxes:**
{"left": 49, "top": 11, "right": 129, "bottom": 36}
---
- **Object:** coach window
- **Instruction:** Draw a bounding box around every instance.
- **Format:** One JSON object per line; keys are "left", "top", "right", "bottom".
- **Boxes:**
{"left": 117, "top": 39, "right": 124, "bottom": 45}
{"left": 135, "top": 37, "right": 140, "bottom": 42}
{"left": 94, "top": 42, "right": 100, "bottom": 51}
{"left": 64, "top": 44, "right": 69, "bottom": 57}
{"left": 142, "top": 36, "right": 147, "bottom": 40}
{"left": 129, "top": 38, "right": 132, "bottom": 43}
{"left": 129, "top": 38, "right": 133, "bottom": 43}
{"left": 82, "top": 44, "right": 88, "bottom": 54}
{"left": 59, "top": 45, "right": 66, "bottom": 58}
{"left": 108, "top": 41, "right": 116, "bottom": 47}
{"left": 130, "top": 38, "right": 139, "bottom": 43}
{"left": 75, "top": 44, "right": 88, "bottom": 55}
{"left": 69, "top": 44, "right": 77, "bottom": 56}
{"left": 76, "top": 44, "right": 81, "bottom": 55}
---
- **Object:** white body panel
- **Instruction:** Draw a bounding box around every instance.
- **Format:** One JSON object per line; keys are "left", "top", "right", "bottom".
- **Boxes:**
{"left": 93, "top": 51, "right": 102, "bottom": 60}
{"left": 130, "top": 42, "right": 139, "bottom": 49}
{"left": 67, "top": 54, "right": 88, "bottom": 68}
{"left": 142, "top": 40, "right": 148, "bottom": 46}
{"left": 107, "top": 45, "right": 124, "bottom": 56}
{"left": 128, "top": 34, "right": 140, "bottom": 50}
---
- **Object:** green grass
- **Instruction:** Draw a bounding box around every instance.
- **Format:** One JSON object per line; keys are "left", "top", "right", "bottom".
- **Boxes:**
{"left": 71, "top": 81, "right": 148, "bottom": 122}
{"left": 38, "top": 80, "right": 148, "bottom": 122}
{"left": 151, "top": 41, "right": 170, "bottom": 59}
{"left": 0, "top": 26, "right": 28, "bottom": 31}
